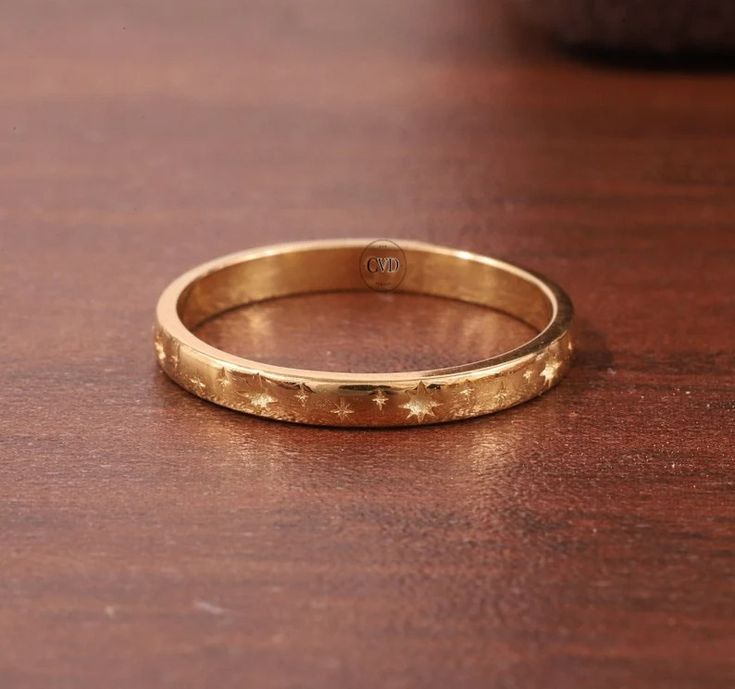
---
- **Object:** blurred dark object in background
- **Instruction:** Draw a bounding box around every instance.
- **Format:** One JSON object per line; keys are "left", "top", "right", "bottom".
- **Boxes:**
{"left": 510, "top": 0, "right": 735, "bottom": 54}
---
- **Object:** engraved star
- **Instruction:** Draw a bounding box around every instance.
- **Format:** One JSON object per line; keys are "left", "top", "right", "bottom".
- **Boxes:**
{"left": 540, "top": 357, "right": 561, "bottom": 387}
{"left": 169, "top": 343, "right": 180, "bottom": 370}
{"left": 331, "top": 398, "right": 354, "bottom": 421}
{"left": 400, "top": 382, "right": 441, "bottom": 423}
{"left": 249, "top": 391, "right": 276, "bottom": 410}
{"left": 216, "top": 367, "right": 232, "bottom": 392}
{"left": 242, "top": 374, "right": 276, "bottom": 410}
{"left": 494, "top": 381, "right": 510, "bottom": 405}
{"left": 523, "top": 369, "right": 534, "bottom": 382}
{"left": 154, "top": 336, "right": 166, "bottom": 363}
{"left": 371, "top": 389, "right": 389, "bottom": 410}
{"left": 457, "top": 380, "right": 474, "bottom": 400}
{"left": 295, "top": 383, "right": 311, "bottom": 407}
{"left": 188, "top": 374, "right": 207, "bottom": 394}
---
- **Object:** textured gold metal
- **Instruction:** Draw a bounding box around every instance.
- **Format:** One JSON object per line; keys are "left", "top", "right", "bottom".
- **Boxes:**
{"left": 154, "top": 239, "right": 574, "bottom": 426}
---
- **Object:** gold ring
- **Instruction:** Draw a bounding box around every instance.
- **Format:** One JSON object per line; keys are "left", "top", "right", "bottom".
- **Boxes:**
{"left": 154, "top": 239, "right": 574, "bottom": 426}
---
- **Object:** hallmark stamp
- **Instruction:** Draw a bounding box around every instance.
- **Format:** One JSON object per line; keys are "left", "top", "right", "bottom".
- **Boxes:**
{"left": 359, "top": 239, "right": 407, "bottom": 292}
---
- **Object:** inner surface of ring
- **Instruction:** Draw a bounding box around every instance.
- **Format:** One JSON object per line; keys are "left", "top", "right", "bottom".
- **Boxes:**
{"left": 196, "top": 292, "right": 537, "bottom": 372}
{"left": 177, "top": 246, "right": 553, "bottom": 335}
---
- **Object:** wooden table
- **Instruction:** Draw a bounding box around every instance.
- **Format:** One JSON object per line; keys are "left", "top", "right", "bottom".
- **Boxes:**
{"left": 2, "top": 1, "right": 734, "bottom": 687}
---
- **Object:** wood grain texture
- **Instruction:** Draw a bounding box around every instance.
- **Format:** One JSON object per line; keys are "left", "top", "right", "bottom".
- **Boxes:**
{"left": 1, "top": 1, "right": 734, "bottom": 688}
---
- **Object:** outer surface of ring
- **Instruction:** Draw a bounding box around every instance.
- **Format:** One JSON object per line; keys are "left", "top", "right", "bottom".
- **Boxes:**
{"left": 154, "top": 239, "right": 574, "bottom": 427}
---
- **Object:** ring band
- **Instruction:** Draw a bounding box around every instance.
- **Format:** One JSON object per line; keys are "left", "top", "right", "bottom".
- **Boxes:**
{"left": 154, "top": 239, "right": 574, "bottom": 426}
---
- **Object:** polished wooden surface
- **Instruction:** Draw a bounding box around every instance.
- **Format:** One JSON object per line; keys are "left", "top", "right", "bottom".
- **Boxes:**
{"left": 2, "top": 1, "right": 734, "bottom": 687}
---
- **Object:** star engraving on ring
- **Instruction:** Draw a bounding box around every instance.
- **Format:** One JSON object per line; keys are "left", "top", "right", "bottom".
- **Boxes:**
{"left": 154, "top": 335, "right": 166, "bottom": 363}
{"left": 523, "top": 368, "right": 534, "bottom": 382}
{"left": 216, "top": 367, "right": 232, "bottom": 393}
{"left": 371, "top": 389, "right": 389, "bottom": 411}
{"left": 400, "top": 382, "right": 441, "bottom": 423}
{"left": 295, "top": 383, "right": 311, "bottom": 407}
{"left": 243, "top": 374, "right": 276, "bottom": 411}
{"left": 494, "top": 380, "right": 510, "bottom": 406}
{"left": 169, "top": 342, "right": 180, "bottom": 370}
{"left": 457, "top": 379, "right": 475, "bottom": 401}
{"left": 540, "top": 357, "right": 562, "bottom": 387}
{"left": 188, "top": 373, "right": 207, "bottom": 394}
{"left": 331, "top": 398, "right": 354, "bottom": 421}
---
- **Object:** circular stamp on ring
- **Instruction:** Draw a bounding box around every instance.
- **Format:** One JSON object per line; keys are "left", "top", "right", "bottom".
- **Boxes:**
{"left": 359, "top": 239, "right": 407, "bottom": 292}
